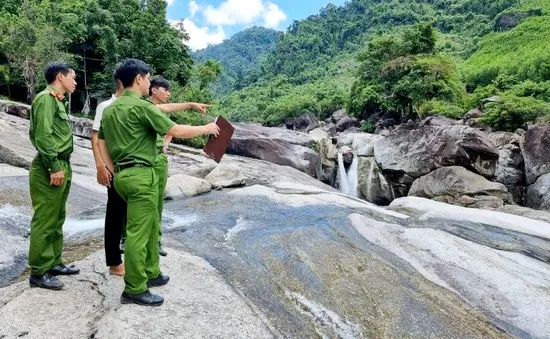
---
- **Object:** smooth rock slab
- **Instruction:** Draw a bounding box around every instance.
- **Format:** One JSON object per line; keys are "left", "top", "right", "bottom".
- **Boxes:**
{"left": 0, "top": 250, "right": 275, "bottom": 339}
{"left": 165, "top": 174, "right": 211, "bottom": 199}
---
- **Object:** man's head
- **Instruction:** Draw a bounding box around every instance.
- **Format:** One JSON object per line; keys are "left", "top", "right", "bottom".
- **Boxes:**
{"left": 149, "top": 77, "right": 171, "bottom": 104}
{"left": 45, "top": 62, "right": 76, "bottom": 94}
{"left": 114, "top": 59, "right": 152, "bottom": 96}
{"left": 113, "top": 64, "right": 124, "bottom": 94}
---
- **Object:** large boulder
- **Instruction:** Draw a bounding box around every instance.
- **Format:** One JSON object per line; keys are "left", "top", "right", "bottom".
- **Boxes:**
{"left": 70, "top": 115, "right": 94, "bottom": 139}
{"left": 526, "top": 173, "right": 550, "bottom": 210}
{"left": 337, "top": 132, "right": 382, "bottom": 157}
{"left": 205, "top": 165, "right": 246, "bottom": 188}
{"left": 0, "top": 100, "right": 31, "bottom": 119}
{"left": 408, "top": 166, "right": 509, "bottom": 209}
{"left": 165, "top": 174, "right": 211, "bottom": 199}
{"left": 284, "top": 113, "right": 319, "bottom": 132}
{"left": 374, "top": 125, "right": 499, "bottom": 197}
{"left": 357, "top": 157, "right": 393, "bottom": 205}
{"left": 227, "top": 123, "right": 321, "bottom": 178}
{"left": 335, "top": 116, "right": 360, "bottom": 132}
{"left": 520, "top": 125, "right": 550, "bottom": 185}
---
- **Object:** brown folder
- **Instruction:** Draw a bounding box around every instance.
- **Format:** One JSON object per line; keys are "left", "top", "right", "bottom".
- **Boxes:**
{"left": 203, "top": 115, "right": 235, "bottom": 163}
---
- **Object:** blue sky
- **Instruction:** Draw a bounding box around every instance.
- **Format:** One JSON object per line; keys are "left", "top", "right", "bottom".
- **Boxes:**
{"left": 165, "top": 0, "right": 347, "bottom": 50}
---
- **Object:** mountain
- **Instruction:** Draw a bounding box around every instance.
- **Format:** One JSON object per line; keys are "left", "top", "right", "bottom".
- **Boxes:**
{"left": 202, "top": 0, "right": 550, "bottom": 132}
{"left": 192, "top": 26, "right": 282, "bottom": 96}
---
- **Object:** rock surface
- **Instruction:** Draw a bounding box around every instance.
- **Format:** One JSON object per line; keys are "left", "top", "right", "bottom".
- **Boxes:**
{"left": 0, "top": 99, "right": 31, "bottom": 119}
{"left": 526, "top": 173, "right": 550, "bottom": 210}
{"left": 0, "top": 250, "right": 275, "bottom": 339}
{"left": 284, "top": 112, "right": 319, "bottom": 132}
{"left": 227, "top": 123, "right": 321, "bottom": 178}
{"left": 520, "top": 125, "right": 550, "bottom": 185}
{"left": 408, "top": 166, "right": 509, "bottom": 209}
{"left": 165, "top": 174, "right": 212, "bottom": 199}
{"left": 374, "top": 125, "right": 499, "bottom": 198}
{"left": 357, "top": 157, "right": 393, "bottom": 205}
{"left": 204, "top": 165, "right": 246, "bottom": 188}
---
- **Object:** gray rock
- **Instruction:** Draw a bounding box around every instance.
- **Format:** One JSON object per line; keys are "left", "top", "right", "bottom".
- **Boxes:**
{"left": 487, "top": 131, "right": 520, "bottom": 148}
{"left": 0, "top": 250, "right": 275, "bottom": 339}
{"left": 337, "top": 132, "right": 381, "bottom": 157}
{"left": 495, "top": 144, "right": 524, "bottom": 186}
{"left": 520, "top": 125, "right": 550, "bottom": 185}
{"left": 463, "top": 108, "right": 484, "bottom": 120}
{"left": 526, "top": 173, "right": 550, "bottom": 210}
{"left": 418, "top": 115, "right": 458, "bottom": 127}
{"left": 70, "top": 115, "right": 93, "bottom": 139}
{"left": 0, "top": 99, "right": 31, "bottom": 119}
{"left": 329, "top": 109, "right": 346, "bottom": 124}
{"left": 497, "top": 205, "right": 550, "bottom": 224}
{"left": 308, "top": 128, "right": 329, "bottom": 143}
{"left": 357, "top": 157, "right": 393, "bottom": 205}
{"left": 205, "top": 165, "right": 246, "bottom": 188}
{"left": 409, "top": 166, "right": 509, "bottom": 209}
{"left": 374, "top": 125, "right": 499, "bottom": 197}
{"left": 227, "top": 123, "right": 321, "bottom": 178}
{"left": 335, "top": 116, "right": 360, "bottom": 132}
{"left": 165, "top": 174, "right": 211, "bottom": 199}
{"left": 285, "top": 112, "right": 319, "bottom": 132}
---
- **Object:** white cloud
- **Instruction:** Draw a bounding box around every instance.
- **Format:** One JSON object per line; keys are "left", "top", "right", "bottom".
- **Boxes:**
{"left": 202, "top": 0, "right": 286, "bottom": 28}
{"left": 165, "top": 0, "right": 175, "bottom": 6}
{"left": 262, "top": 3, "right": 286, "bottom": 28}
{"left": 178, "top": 19, "right": 226, "bottom": 51}
{"left": 188, "top": 0, "right": 199, "bottom": 18}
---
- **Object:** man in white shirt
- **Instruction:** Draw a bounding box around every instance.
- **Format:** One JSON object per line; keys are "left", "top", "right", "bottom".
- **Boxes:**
{"left": 92, "top": 74, "right": 126, "bottom": 276}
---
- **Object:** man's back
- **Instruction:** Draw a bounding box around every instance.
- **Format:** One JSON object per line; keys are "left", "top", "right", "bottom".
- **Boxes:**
{"left": 99, "top": 90, "right": 174, "bottom": 168}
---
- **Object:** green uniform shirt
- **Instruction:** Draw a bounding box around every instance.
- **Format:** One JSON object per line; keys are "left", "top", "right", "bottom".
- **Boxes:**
{"left": 98, "top": 90, "right": 176, "bottom": 168}
{"left": 29, "top": 85, "right": 74, "bottom": 173}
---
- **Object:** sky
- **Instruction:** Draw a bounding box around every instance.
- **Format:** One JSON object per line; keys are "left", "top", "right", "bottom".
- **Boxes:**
{"left": 165, "top": 0, "right": 348, "bottom": 51}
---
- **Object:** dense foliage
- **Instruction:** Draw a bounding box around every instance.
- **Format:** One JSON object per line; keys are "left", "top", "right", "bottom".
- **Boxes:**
{"left": 2, "top": 0, "right": 550, "bottom": 134}
{"left": 0, "top": 0, "right": 207, "bottom": 111}
{"left": 192, "top": 27, "right": 281, "bottom": 95}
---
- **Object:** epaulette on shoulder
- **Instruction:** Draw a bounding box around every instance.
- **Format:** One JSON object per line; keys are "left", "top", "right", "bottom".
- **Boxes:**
{"left": 140, "top": 96, "right": 154, "bottom": 104}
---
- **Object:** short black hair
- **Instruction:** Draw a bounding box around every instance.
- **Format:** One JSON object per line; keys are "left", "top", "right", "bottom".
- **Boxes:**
{"left": 113, "top": 62, "right": 122, "bottom": 81}
{"left": 45, "top": 62, "right": 73, "bottom": 84}
{"left": 114, "top": 59, "right": 152, "bottom": 88}
{"left": 149, "top": 77, "right": 171, "bottom": 96}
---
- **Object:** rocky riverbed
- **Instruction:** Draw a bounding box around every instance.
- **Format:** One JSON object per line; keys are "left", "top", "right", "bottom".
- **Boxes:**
{"left": 0, "top": 105, "right": 549, "bottom": 339}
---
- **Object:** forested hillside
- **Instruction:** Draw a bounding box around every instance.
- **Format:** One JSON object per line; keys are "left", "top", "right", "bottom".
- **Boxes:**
{"left": 192, "top": 27, "right": 281, "bottom": 96}
{"left": 0, "top": 0, "right": 220, "bottom": 115}
{"left": 204, "top": 0, "right": 550, "bottom": 131}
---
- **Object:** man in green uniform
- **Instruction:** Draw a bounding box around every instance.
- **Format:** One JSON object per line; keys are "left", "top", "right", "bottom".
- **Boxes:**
{"left": 98, "top": 59, "right": 219, "bottom": 306}
{"left": 28, "top": 62, "right": 79, "bottom": 290}
{"left": 147, "top": 77, "right": 211, "bottom": 257}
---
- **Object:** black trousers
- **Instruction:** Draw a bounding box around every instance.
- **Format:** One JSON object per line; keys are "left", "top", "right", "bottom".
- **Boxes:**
{"left": 104, "top": 180, "right": 127, "bottom": 267}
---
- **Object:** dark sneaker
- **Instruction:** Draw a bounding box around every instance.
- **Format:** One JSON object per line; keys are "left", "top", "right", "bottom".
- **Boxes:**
{"left": 121, "top": 290, "right": 164, "bottom": 306}
{"left": 159, "top": 242, "right": 167, "bottom": 257}
{"left": 29, "top": 273, "right": 64, "bottom": 290}
{"left": 49, "top": 263, "right": 80, "bottom": 276}
{"left": 147, "top": 273, "right": 170, "bottom": 287}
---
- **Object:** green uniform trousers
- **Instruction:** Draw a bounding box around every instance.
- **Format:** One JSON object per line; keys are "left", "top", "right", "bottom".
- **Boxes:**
{"left": 114, "top": 166, "right": 160, "bottom": 294}
{"left": 155, "top": 153, "right": 168, "bottom": 234}
{"left": 121, "top": 153, "right": 168, "bottom": 243}
{"left": 28, "top": 157, "right": 72, "bottom": 276}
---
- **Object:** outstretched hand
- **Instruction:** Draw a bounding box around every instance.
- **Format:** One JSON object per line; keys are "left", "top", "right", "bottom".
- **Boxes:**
{"left": 192, "top": 103, "right": 212, "bottom": 115}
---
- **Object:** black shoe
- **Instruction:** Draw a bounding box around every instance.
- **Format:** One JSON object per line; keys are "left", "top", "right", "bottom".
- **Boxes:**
{"left": 121, "top": 290, "right": 164, "bottom": 306}
{"left": 49, "top": 263, "right": 80, "bottom": 276}
{"left": 159, "top": 242, "right": 167, "bottom": 257}
{"left": 29, "top": 273, "right": 64, "bottom": 290}
{"left": 120, "top": 242, "right": 125, "bottom": 254}
{"left": 147, "top": 273, "right": 170, "bottom": 287}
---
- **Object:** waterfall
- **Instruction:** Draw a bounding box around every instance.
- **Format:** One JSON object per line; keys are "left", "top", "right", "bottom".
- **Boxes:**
{"left": 337, "top": 151, "right": 359, "bottom": 197}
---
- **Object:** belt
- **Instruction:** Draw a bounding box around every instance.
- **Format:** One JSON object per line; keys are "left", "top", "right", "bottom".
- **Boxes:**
{"left": 115, "top": 163, "right": 151, "bottom": 173}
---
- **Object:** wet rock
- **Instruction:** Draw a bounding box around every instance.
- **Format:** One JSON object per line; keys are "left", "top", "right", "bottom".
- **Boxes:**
{"left": 165, "top": 174, "right": 211, "bottom": 199}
